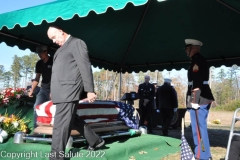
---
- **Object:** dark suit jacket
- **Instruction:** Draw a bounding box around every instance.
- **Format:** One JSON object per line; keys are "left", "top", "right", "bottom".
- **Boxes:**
{"left": 51, "top": 36, "right": 94, "bottom": 103}
{"left": 138, "top": 83, "right": 155, "bottom": 109}
{"left": 156, "top": 83, "right": 178, "bottom": 109}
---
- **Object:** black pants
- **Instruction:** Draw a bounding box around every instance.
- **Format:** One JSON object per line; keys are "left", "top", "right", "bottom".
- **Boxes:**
{"left": 50, "top": 101, "right": 100, "bottom": 160}
{"left": 159, "top": 108, "right": 174, "bottom": 136}
{"left": 229, "top": 136, "right": 240, "bottom": 160}
{"left": 139, "top": 106, "right": 153, "bottom": 132}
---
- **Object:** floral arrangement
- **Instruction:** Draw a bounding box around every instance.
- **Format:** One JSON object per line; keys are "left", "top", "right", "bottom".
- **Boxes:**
{"left": 0, "top": 88, "right": 31, "bottom": 108}
{"left": 0, "top": 111, "right": 31, "bottom": 143}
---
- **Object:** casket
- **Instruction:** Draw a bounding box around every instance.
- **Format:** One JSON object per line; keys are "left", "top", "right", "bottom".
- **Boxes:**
{"left": 33, "top": 100, "right": 139, "bottom": 136}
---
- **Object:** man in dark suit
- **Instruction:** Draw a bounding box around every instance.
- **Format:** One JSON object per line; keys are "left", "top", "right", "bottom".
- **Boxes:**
{"left": 156, "top": 78, "right": 178, "bottom": 136}
{"left": 138, "top": 75, "right": 155, "bottom": 133}
{"left": 47, "top": 25, "right": 104, "bottom": 160}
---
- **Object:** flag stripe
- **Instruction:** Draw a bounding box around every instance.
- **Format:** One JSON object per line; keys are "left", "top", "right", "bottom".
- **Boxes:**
{"left": 36, "top": 100, "right": 139, "bottom": 129}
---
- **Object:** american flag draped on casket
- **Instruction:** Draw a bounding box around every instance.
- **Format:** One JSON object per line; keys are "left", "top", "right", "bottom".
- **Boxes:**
{"left": 36, "top": 100, "right": 139, "bottom": 129}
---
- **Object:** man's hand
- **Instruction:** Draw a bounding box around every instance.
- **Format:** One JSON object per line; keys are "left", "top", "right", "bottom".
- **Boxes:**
{"left": 191, "top": 103, "right": 200, "bottom": 109}
{"left": 87, "top": 92, "right": 97, "bottom": 103}
{"left": 144, "top": 99, "right": 149, "bottom": 103}
{"left": 173, "top": 108, "right": 178, "bottom": 113}
{"left": 192, "top": 88, "right": 200, "bottom": 91}
{"left": 143, "top": 99, "right": 149, "bottom": 106}
{"left": 28, "top": 90, "right": 33, "bottom": 97}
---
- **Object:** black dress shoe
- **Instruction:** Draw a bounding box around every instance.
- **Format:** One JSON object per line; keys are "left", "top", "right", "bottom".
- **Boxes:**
{"left": 88, "top": 138, "right": 105, "bottom": 151}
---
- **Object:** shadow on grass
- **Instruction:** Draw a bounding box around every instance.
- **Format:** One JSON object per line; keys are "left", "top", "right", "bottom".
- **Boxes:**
{"left": 153, "top": 125, "right": 236, "bottom": 148}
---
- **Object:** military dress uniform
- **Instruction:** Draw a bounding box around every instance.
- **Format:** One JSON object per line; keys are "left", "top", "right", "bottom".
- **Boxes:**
{"left": 156, "top": 80, "right": 178, "bottom": 136}
{"left": 138, "top": 82, "right": 155, "bottom": 133}
{"left": 187, "top": 52, "right": 214, "bottom": 160}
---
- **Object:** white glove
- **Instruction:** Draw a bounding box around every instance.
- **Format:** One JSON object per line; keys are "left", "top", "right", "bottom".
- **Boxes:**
{"left": 156, "top": 109, "right": 160, "bottom": 113}
{"left": 143, "top": 99, "right": 149, "bottom": 106}
{"left": 144, "top": 99, "right": 149, "bottom": 103}
{"left": 191, "top": 103, "right": 200, "bottom": 109}
{"left": 173, "top": 108, "right": 178, "bottom": 113}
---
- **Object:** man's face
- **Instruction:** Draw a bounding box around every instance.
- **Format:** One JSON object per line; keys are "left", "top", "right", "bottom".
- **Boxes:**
{"left": 185, "top": 46, "right": 192, "bottom": 57}
{"left": 47, "top": 27, "right": 65, "bottom": 46}
{"left": 185, "top": 45, "right": 200, "bottom": 58}
{"left": 144, "top": 76, "right": 150, "bottom": 83}
{"left": 38, "top": 51, "right": 48, "bottom": 60}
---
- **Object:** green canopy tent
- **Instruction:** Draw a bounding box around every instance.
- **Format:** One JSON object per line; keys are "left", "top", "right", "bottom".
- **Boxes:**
{"left": 0, "top": 0, "right": 240, "bottom": 73}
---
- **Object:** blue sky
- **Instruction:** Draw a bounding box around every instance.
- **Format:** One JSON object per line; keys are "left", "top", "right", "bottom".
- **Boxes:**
{"left": 0, "top": 0, "right": 56, "bottom": 14}
{"left": 0, "top": 0, "right": 56, "bottom": 71}
{"left": 0, "top": 0, "right": 102, "bottom": 72}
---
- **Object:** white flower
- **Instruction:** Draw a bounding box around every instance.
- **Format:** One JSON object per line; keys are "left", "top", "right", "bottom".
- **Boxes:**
{"left": 0, "top": 135, "right": 3, "bottom": 143}
{"left": 0, "top": 117, "right": 5, "bottom": 122}
{"left": 12, "top": 121, "right": 19, "bottom": 128}
{"left": 2, "top": 89, "right": 6, "bottom": 94}
{"left": 0, "top": 129, "right": 8, "bottom": 140}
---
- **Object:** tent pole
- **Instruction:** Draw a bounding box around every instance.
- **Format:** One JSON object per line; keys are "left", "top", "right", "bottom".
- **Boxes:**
{"left": 118, "top": 70, "right": 122, "bottom": 101}
{"left": 216, "top": 0, "right": 240, "bottom": 14}
{"left": 119, "top": 56, "right": 240, "bottom": 69}
{"left": 0, "top": 31, "right": 58, "bottom": 50}
{"left": 120, "top": 0, "right": 152, "bottom": 68}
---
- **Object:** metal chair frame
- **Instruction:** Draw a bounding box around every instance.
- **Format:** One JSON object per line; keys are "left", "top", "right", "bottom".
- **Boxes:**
{"left": 225, "top": 108, "right": 240, "bottom": 160}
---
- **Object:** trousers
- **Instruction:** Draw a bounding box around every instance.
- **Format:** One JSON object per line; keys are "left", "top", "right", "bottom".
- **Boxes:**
{"left": 139, "top": 106, "right": 153, "bottom": 132}
{"left": 33, "top": 88, "right": 50, "bottom": 128}
{"left": 50, "top": 101, "right": 100, "bottom": 160}
{"left": 189, "top": 104, "right": 211, "bottom": 160}
{"left": 160, "top": 108, "right": 174, "bottom": 136}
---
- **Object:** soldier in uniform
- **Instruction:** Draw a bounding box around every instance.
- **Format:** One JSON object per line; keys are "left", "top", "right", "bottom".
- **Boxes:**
{"left": 185, "top": 39, "right": 214, "bottom": 160}
{"left": 156, "top": 78, "right": 178, "bottom": 136}
{"left": 138, "top": 75, "right": 155, "bottom": 133}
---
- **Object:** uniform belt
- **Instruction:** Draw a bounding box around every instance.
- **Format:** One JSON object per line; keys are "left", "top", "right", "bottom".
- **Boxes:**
{"left": 188, "top": 81, "right": 209, "bottom": 85}
{"left": 203, "top": 81, "right": 209, "bottom": 84}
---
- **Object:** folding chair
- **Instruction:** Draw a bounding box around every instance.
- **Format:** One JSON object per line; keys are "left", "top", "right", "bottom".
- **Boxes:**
{"left": 225, "top": 108, "right": 240, "bottom": 160}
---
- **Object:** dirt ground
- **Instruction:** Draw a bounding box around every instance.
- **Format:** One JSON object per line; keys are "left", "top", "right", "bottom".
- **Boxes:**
{"left": 153, "top": 110, "right": 240, "bottom": 160}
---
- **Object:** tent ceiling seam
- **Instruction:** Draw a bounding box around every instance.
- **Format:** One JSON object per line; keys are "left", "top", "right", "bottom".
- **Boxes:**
{"left": 121, "top": 56, "right": 240, "bottom": 68}
{"left": 216, "top": 0, "right": 240, "bottom": 14}
{"left": 120, "top": 0, "right": 151, "bottom": 68}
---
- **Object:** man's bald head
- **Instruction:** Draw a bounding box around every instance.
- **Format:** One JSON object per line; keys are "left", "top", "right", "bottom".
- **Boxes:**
{"left": 47, "top": 26, "right": 68, "bottom": 46}
{"left": 144, "top": 75, "right": 150, "bottom": 83}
